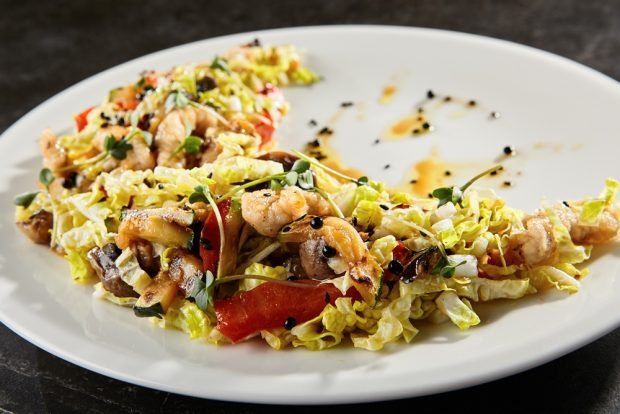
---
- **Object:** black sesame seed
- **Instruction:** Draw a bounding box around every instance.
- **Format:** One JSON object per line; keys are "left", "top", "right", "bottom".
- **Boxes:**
{"left": 324, "top": 292, "right": 331, "bottom": 303}
{"left": 380, "top": 204, "right": 389, "bottom": 211}
{"left": 388, "top": 260, "right": 404, "bottom": 275}
{"left": 409, "top": 179, "right": 418, "bottom": 184}
{"left": 309, "top": 139, "right": 321, "bottom": 148}
{"left": 263, "top": 192, "right": 272, "bottom": 197}
{"left": 61, "top": 172, "right": 78, "bottom": 189}
{"left": 503, "top": 181, "right": 512, "bottom": 187}
{"left": 383, "top": 164, "right": 391, "bottom": 170}
{"left": 468, "top": 100, "right": 477, "bottom": 107}
{"left": 444, "top": 96, "right": 452, "bottom": 102}
{"left": 284, "top": 317, "right": 297, "bottom": 330}
{"left": 318, "top": 126, "right": 333, "bottom": 135}
{"left": 100, "top": 113, "right": 111, "bottom": 121}
{"left": 490, "top": 111, "right": 501, "bottom": 119}
{"left": 314, "top": 153, "right": 327, "bottom": 161}
{"left": 341, "top": 101, "right": 354, "bottom": 107}
{"left": 373, "top": 138, "right": 381, "bottom": 145}
{"left": 310, "top": 217, "right": 324, "bottom": 229}
{"left": 309, "top": 119, "right": 318, "bottom": 126}
{"left": 503, "top": 146, "right": 515, "bottom": 155}
{"left": 444, "top": 170, "right": 452, "bottom": 176}
{"left": 428, "top": 193, "right": 433, "bottom": 198}
{"left": 562, "top": 201, "right": 570, "bottom": 208}
{"left": 426, "top": 90, "right": 435, "bottom": 99}
{"left": 117, "top": 117, "right": 126, "bottom": 126}
{"left": 417, "top": 107, "right": 424, "bottom": 113}
{"left": 490, "top": 170, "right": 498, "bottom": 176}
{"left": 322, "top": 245, "right": 337, "bottom": 258}
{"left": 352, "top": 216, "right": 358, "bottom": 226}
{"left": 422, "top": 122, "right": 431, "bottom": 130}
{"left": 412, "top": 129, "right": 420, "bottom": 135}
{"left": 101, "top": 122, "right": 109, "bottom": 128}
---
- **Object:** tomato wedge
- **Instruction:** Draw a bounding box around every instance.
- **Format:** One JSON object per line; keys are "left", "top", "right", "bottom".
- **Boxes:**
{"left": 254, "top": 110, "right": 275, "bottom": 147}
{"left": 199, "top": 199, "right": 231, "bottom": 274}
{"left": 215, "top": 281, "right": 361, "bottom": 343}
{"left": 384, "top": 241, "right": 410, "bottom": 282}
{"left": 74, "top": 106, "right": 95, "bottom": 132}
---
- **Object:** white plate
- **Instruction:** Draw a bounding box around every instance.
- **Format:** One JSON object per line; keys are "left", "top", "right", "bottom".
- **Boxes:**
{"left": 1, "top": 25, "right": 620, "bottom": 405}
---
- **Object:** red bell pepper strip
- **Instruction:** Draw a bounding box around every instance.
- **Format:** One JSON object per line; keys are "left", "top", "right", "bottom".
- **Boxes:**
{"left": 254, "top": 110, "right": 275, "bottom": 147}
{"left": 384, "top": 242, "right": 411, "bottom": 282}
{"left": 199, "top": 199, "right": 231, "bottom": 274}
{"left": 74, "top": 106, "right": 95, "bottom": 132}
{"left": 215, "top": 281, "right": 361, "bottom": 343}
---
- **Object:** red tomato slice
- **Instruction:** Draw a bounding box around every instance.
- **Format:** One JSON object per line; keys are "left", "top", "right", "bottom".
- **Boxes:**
{"left": 384, "top": 241, "right": 410, "bottom": 282}
{"left": 254, "top": 110, "right": 275, "bottom": 147}
{"left": 74, "top": 106, "right": 95, "bottom": 132}
{"left": 199, "top": 199, "right": 231, "bottom": 274}
{"left": 215, "top": 281, "right": 361, "bottom": 343}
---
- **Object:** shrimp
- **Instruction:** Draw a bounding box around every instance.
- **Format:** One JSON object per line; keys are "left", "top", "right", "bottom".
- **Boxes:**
{"left": 39, "top": 129, "right": 68, "bottom": 172}
{"left": 154, "top": 107, "right": 218, "bottom": 168}
{"left": 120, "top": 132, "right": 155, "bottom": 171}
{"left": 505, "top": 204, "right": 619, "bottom": 266}
{"left": 241, "top": 187, "right": 331, "bottom": 237}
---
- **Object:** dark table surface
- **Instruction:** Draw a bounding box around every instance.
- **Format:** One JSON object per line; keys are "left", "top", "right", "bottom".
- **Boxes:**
{"left": 2, "top": 1, "right": 620, "bottom": 412}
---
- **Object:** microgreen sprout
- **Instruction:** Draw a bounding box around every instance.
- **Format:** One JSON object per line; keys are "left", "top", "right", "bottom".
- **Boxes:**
{"left": 432, "top": 165, "right": 502, "bottom": 207}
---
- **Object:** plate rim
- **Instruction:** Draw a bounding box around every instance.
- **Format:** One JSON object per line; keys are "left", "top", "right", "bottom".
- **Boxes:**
{"left": 1, "top": 24, "right": 620, "bottom": 404}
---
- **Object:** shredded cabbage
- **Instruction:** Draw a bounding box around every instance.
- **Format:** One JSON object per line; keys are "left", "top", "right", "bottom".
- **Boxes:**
{"left": 435, "top": 291, "right": 481, "bottom": 330}
{"left": 240, "top": 263, "right": 288, "bottom": 291}
{"left": 580, "top": 178, "right": 620, "bottom": 224}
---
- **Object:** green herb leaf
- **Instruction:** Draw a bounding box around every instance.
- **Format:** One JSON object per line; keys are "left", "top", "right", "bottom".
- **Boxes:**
{"left": 180, "top": 135, "right": 203, "bottom": 155}
{"left": 191, "top": 270, "right": 216, "bottom": 311}
{"left": 106, "top": 137, "right": 133, "bottom": 160}
{"left": 431, "top": 187, "right": 456, "bottom": 207}
{"left": 270, "top": 179, "right": 283, "bottom": 191}
{"left": 356, "top": 176, "right": 369, "bottom": 186}
{"left": 189, "top": 185, "right": 210, "bottom": 204}
{"left": 39, "top": 168, "right": 55, "bottom": 187}
{"left": 165, "top": 91, "right": 190, "bottom": 113}
{"left": 431, "top": 256, "right": 466, "bottom": 278}
{"left": 291, "top": 159, "right": 310, "bottom": 174}
{"left": 297, "top": 170, "right": 314, "bottom": 190}
{"left": 431, "top": 165, "right": 502, "bottom": 207}
{"left": 210, "top": 57, "right": 230, "bottom": 72}
{"left": 13, "top": 191, "right": 39, "bottom": 208}
{"left": 284, "top": 171, "right": 298, "bottom": 187}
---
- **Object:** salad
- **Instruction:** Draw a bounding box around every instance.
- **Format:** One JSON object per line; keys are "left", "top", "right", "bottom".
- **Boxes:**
{"left": 13, "top": 41, "right": 620, "bottom": 351}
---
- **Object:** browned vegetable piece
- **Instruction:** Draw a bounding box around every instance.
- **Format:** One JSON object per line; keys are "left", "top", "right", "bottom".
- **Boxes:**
{"left": 87, "top": 244, "right": 138, "bottom": 298}
{"left": 133, "top": 271, "right": 179, "bottom": 318}
{"left": 130, "top": 241, "right": 160, "bottom": 277}
{"left": 116, "top": 208, "right": 194, "bottom": 250}
{"left": 257, "top": 151, "right": 299, "bottom": 171}
{"left": 166, "top": 248, "right": 203, "bottom": 297}
{"left": 17, "top": 210, "right": 53, "bottom": 245}
{"left": 278, "top": 216, "right": 383, "bottom": 304}
{"left": 298, "top": 238, "right": 337, "bottom": 280}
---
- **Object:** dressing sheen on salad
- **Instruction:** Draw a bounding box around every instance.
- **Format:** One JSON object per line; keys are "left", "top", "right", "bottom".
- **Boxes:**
{"left": 13, "top": 41, "right": 620, "bottom": 351}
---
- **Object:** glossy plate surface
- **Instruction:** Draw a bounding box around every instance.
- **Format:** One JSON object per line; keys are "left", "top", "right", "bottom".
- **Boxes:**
{"left": 1, "top": 26, "right": 619, "bottom": 404}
